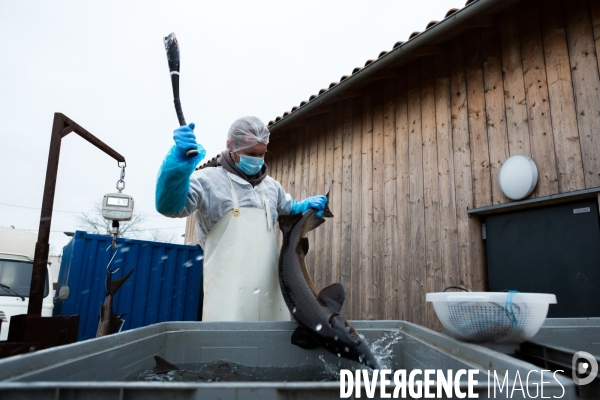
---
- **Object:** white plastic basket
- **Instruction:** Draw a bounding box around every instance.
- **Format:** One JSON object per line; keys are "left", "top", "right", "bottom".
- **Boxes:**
{"left": 426, "top": 292, "right": 557, "bottom": 343}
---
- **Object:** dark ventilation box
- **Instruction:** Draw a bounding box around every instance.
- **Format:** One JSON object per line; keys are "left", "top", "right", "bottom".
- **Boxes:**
{"left": 484, "top": 199, "right": 600, "bottom": 318}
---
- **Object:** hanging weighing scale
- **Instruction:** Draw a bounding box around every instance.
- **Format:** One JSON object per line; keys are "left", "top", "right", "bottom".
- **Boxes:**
{"left": 99, "top": 162, "right": 134, "bottom": 336}
{"left": 101, "top": 162, "right": 134, "bottom": 248}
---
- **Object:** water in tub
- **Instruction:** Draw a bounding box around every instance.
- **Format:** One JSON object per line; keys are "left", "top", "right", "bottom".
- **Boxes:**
{"left": 123, "top": 329, "right": 403, "bottom": 382}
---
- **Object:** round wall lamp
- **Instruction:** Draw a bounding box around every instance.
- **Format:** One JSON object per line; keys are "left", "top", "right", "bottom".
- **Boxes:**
{"left": 498, "top": 154, "right": 538, "bottom": 200}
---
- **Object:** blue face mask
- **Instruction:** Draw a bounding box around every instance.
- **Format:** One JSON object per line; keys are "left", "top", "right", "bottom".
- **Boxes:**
{"left": 235, "top": 154, "right": 265, "bottom": 176}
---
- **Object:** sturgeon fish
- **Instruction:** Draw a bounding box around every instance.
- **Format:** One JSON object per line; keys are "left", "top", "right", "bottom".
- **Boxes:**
{"left": 153, "top": 355, "right": 238, "bottom": 381}
{"left": 278, "top": 198, "right": 381, "bottom": 369}
{"left": 96, "top": 269, "right": 134, "bottom": 337}
{"left": 153, "top": 355, "right": 180, "bottom": 374}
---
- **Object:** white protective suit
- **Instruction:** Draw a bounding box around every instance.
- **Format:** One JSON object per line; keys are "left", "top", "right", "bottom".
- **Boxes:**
{"left": 166, "top": 165, "right": 293, "bottom": 322}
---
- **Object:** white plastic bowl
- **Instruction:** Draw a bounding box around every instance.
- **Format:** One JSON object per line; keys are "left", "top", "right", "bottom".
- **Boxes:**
{"left": 426, "top": 292, "right": 557, "bottom": 343}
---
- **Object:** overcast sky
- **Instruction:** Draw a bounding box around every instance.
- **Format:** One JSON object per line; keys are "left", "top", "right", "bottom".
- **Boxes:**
{"left": 0, "top": 0, "right": 465, "bottom": 253}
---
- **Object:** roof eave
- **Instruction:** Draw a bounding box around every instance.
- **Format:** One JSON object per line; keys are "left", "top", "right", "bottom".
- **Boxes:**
{"left": 267, "top": 0, "right": 517, "bottom": 134}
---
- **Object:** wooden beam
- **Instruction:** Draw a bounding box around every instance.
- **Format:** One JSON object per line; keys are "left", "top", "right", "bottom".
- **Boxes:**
{"left": 498, "top": 8, "right": 532, "bottom": 160}
{"left": 464, "top": 32, "right": 492, "bottom": 209}
{"left": 591, "top": 0, "right": 600, "bottom": 91}
{"left": 481, "top": 24, "right": 510, "bottom": 205}
{"left": 280, "top": 132, "right": 290, "bottom": 193}
{"left": 564, "top": 0, "right": 600, "bottom": 189}
{"left": 469, "top": 214, "right": 487, "bottom": 292}
{"left": 383, "top": 78, "right": 397, "bottom": 320}
{"left": 350, "top": 96, "right": 363, "bottom": 319}
{"left": 293, "top": 126, "right": 305, "bottom": 203}
{"left": 184, "top": 215, "right": 196, "bottom": 245}
{"left": 407, "top": 63, "right": 425, "bottom": 326}
{"left": 306, "top": 118, "right": 319, "bottom": 280}
{"left": 395, "top": 70, "right": 410, "bottom": 321}
{"left": 360, "top": 87, "right": 374, "bottom": 320}
{"left": 315, "top": 114, "right": 327, "bottom": 290}
{"left": 541, "top": 0, "right": 585, "bottom": 193}
{"left": 271, "top": 140, "right": 282, "bottom": 247}
{"left": 518, "top": 0, "right": 559, "bottom": 198}
{"left": 448, "top": 38, "right": 474, "bottom": 292}
{"left": 300, "top": 125, "right": 310, "bottom": 201}
{"left": 325, "top": 110, "right": 336, "bottom": 289}
{"left": 371, "top": 80, "right": 385, "bottom": 320}
{"left": 434, "top": 50, "right": 460, "bottom": 319}
{"left": 420, "top": 57, "right": 442, "bottom": 331}
{"left": 287, "top": 130, "right": 297, "bottom": 196}
{"left": 340, "top": 98, "right": 353, "bottom": 316}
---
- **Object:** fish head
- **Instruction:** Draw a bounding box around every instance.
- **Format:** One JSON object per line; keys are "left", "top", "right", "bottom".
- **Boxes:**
{"left": 278, "top": 184, "right": 334, "bottom": 238}
{"left": 329, "top": 316, "right": 381, "bottom": 370}
{"left": 353, "top": 338, "right": 381, "bottom": 370}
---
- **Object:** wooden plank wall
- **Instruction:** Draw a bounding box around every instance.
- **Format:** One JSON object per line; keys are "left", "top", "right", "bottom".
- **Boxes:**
{"left": 261, "top": 0, "right": 600, "bottom": 328}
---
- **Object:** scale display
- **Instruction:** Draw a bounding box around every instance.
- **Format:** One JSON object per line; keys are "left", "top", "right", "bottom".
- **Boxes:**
{"left": 106, "top": 196, "right": 129, "bottom": 207}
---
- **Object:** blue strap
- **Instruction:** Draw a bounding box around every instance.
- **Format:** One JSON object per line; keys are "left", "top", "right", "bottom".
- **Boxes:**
{"left": 505, "top": 290, "right": 519, "bottom": 326}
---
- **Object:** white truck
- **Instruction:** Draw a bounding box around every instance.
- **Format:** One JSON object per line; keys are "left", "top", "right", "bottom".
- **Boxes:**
{"left": 0, "top": 228, "right": 54, "bottom": 341}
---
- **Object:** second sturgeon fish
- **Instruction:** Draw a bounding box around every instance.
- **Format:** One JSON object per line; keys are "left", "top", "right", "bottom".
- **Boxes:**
{"left": 96, "top": 269, "right": 134, "bottom": 337}
{"left": 277, "top": 199, "right": 380, "bottom": 369}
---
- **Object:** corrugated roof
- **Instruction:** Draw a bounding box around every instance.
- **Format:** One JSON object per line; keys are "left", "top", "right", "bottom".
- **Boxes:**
{"left": 200, "top": 0, "right": 507, "bottom": 165}
{"left": 266, "top": 0, "right": 483, "bottom": 129}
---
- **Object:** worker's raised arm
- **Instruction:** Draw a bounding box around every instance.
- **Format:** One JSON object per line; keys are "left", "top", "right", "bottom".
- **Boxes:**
{"left": 155, "top": 123, "right": 206, "bottom": 216}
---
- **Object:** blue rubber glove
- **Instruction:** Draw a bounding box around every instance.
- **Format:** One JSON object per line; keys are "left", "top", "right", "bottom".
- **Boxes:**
{"left": 155, "top": 123, "right": 206, "bottom": 215}
{"left": 290, "top": 195, "right": 328, "bottom": 217}
{"left": 173, "top": 123, "right": 203, "bottom": 160}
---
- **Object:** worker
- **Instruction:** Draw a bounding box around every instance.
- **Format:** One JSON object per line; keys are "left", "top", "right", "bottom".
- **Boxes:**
{"left": 155, "top": 116, "right": 327, "bottom": 322}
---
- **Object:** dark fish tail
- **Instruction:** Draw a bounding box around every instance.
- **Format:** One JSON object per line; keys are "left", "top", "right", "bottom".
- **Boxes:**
{"left": 107, "top": 269, "right": 134, "bottom": 296}
{"left": 153, "top": 355, "right": 180, "bottom": 374}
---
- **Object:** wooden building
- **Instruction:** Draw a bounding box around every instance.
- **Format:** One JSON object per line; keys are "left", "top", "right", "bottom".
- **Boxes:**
{"left": 190, "top": 0, "right": 600, "bottom": 330}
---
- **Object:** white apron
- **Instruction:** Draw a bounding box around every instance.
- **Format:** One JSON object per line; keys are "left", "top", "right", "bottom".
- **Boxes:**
{"left": 201, "top": 172, "right": 290, "bottom": 321}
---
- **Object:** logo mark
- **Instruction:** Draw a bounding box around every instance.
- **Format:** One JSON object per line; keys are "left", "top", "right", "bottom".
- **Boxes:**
{"left": 572, "top": 351, "right": 598, "bottom": 386}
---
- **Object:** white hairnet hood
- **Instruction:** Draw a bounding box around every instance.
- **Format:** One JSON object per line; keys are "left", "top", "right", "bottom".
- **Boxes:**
{"left": 226, "top": 116, "right": 270, "bottom": 152}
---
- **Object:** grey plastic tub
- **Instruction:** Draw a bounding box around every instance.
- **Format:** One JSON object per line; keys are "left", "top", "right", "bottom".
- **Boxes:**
{"left": 516, "top": 318, "right": 600, "bottom": 399}
{"left": 528, "top": 318, "right": 600, "bottom": 356}
{"left": 0, "top": 321, "right": 575, "bottom": 399}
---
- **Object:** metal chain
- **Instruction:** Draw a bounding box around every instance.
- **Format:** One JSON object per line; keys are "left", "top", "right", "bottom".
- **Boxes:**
{"left": 116, "top": 161, "right": 126, "bottom": 192}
